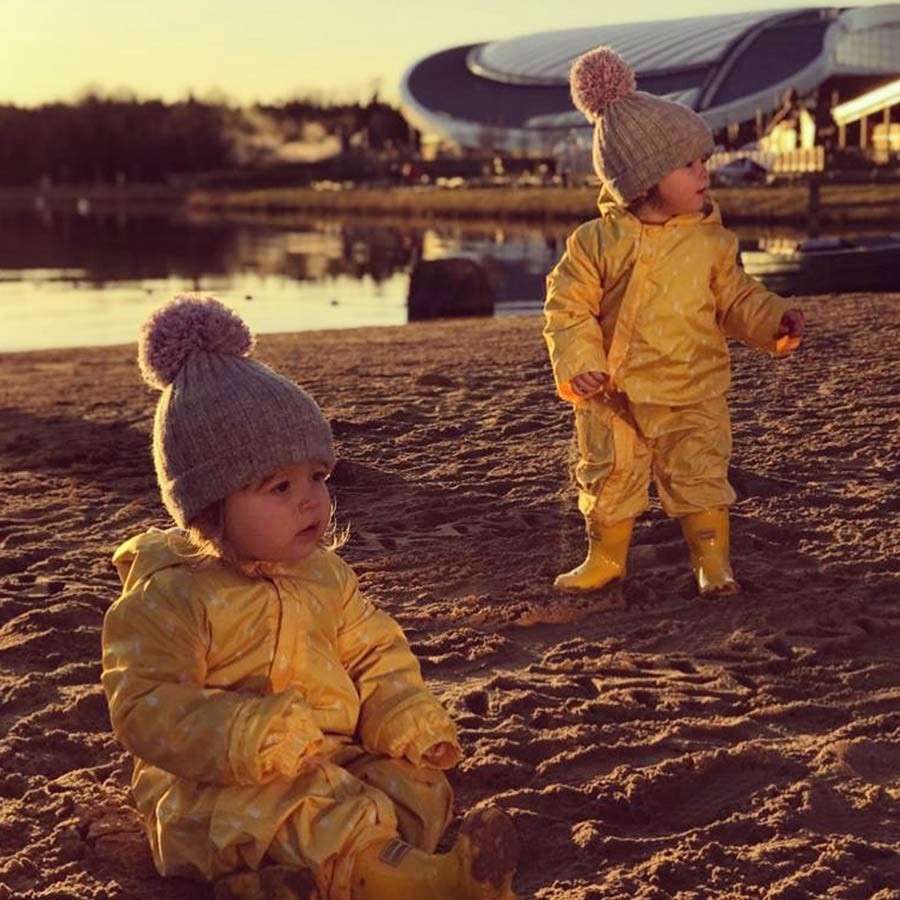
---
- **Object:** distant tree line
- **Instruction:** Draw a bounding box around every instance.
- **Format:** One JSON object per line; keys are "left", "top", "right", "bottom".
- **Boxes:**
{"left": 0, "top": 91, "right": 416, "bottom": 187}
{"left": 257, "top": 95, "right": 417, "bottom": 154}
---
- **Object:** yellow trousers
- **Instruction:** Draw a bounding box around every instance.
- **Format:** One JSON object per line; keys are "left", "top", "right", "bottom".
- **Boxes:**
{"left": 265, "top": 746, "right": 453, "bottom": 898}
{"left": 141, "top": 743, "right": 452, "bottom": 900}
{"left": 573, "top": 393, "right": 736, "bottom": 528}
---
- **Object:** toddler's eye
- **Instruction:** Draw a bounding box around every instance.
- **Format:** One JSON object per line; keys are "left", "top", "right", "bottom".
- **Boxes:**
{"left": 312, "top": 469, "right": 329, "bottom": 482}
{"left": 272, "top": 480, "right": 291, "bottom": 494}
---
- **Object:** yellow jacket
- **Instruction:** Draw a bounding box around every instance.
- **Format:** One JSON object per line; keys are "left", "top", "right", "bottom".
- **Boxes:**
{"left": 544, "top": 193, "right": 795, "bottom": 405}
{"left": 102, "top": 528, "right": 459, "bottom": 878}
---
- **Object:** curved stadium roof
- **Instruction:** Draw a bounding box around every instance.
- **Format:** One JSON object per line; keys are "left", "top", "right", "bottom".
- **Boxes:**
{"left": 400, "top": 5, "right": 900, "bottom": 152}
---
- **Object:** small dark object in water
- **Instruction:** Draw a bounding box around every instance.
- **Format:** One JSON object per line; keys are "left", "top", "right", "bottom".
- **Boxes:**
{"left": 407, "top": 257, "right": 494, "bottom": 320}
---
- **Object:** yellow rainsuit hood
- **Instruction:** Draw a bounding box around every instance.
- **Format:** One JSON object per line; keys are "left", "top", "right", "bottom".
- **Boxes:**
{"left": 103, "top": 528, "right": 460, "bottom": 893}
{"left": 112, "top": 526, "right": 196, "bottom": 589}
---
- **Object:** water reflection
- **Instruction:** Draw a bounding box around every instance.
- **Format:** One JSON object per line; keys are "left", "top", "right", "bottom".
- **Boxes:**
{"left": 0, "top": 204, "right": 895, "bottom": 353}
{"left": 231, "top": 224, "right": 423, "bottom": 285}
{"left": 0, "top": 209, "right": 427, "bottom": 287}
{"left": 0, "top": 209, "right": 237, "bottom": 286}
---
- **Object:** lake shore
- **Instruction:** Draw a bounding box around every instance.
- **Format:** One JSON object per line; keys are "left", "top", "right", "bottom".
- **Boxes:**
{"left": 3, "top": 180, "right": 900, "bottom": 226}
{"left": 186, "top": 181, "right": 900, "bottom": 226}
{"left": 1, "top": 298, "right": 898, "bottom": 898}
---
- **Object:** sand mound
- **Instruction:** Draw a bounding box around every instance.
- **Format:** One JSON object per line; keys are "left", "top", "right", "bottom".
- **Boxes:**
{"left": 1, "top": 295, "right": 898, "bottom": 898}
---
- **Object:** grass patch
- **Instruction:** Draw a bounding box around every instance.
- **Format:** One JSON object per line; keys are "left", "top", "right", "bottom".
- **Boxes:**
{"left": 187, "top": 182, "right": 900, "bottom": 225}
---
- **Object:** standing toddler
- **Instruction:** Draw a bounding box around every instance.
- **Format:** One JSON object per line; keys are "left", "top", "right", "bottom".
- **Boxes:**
{"left": 544, "top": 48, "right": 804, "bottom": 596}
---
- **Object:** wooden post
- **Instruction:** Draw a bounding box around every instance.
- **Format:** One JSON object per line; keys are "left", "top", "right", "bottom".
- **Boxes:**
{"left": 807, "top": 174, "right": 821, "bottom": 238}
{"left": 830, "top": 89, "right": 847, "bottom": 149}
{"left": 888, "top": 106, "right": 895, "bottom": 161}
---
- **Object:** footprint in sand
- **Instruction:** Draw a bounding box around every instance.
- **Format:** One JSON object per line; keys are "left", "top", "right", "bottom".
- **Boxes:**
{"left": 615, "top": 746, "right": 806, "bottom": 830}
{"left": 415, "top": 372, "right": 457, "bottom": 388}
{"left": 0, "top": 549, "right": 45, "bottom": 576}
{"left": 728, "top": 465, "right": 792, "bottom": 500}
{"left": 499, "top": 417, "right": 544, "bottom": 438}
{"left": 819, "top": 738, "right": 900, "bottom": 786}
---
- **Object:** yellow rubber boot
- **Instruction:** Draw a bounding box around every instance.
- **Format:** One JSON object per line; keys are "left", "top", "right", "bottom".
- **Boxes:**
{"left": 351, "top": 805, "right": 518, "bottom": 900}
{"left": 554, "top": 518, "right": 634, "bottom": 592}
{"left": 680, "top": 508, "right": 739, "bottom": 596}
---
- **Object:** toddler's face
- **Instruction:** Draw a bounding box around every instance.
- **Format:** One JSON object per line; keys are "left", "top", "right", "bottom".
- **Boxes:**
{"left": 223, "top": 460, "right": 332, "bottom": 564}
{"left": 655, "top": 156, "right": 710, "bottom": 217}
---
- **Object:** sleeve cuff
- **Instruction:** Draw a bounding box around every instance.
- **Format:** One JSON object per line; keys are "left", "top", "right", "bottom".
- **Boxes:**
{"left": 232, "top": 690, "right": 325, "bottom": 783}
{"left": 363, "top": 695, "right": 459, "bottom": 765}
{"left": 409, "top": 732, "right": 463, "bottom": 769}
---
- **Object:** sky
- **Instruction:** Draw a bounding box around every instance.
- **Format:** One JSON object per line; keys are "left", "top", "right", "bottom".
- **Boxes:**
{"left": 1, "top": 0, "right": 889, "bottom": 108}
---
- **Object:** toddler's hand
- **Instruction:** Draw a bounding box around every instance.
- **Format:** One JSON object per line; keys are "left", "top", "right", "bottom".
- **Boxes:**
{"left": 422, "top": 741, "right": 459, "bottom": 769}
{"left": 569, "top": 371, "right": 612, "bottom": 399}
{"left": 775, "top": 308, "right": 805, "bottom": 353}
{"left": 776, "top": 309, "right": 805, "bottom": 338}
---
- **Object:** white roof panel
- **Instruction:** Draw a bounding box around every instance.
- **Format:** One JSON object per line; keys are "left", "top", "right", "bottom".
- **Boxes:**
{"left": 469, "top": 10, "right": 802, "bottom": 83}
{"left": 525, "top": 89, "right": 701, "bottom": 128}
{"left": 833, "top": 16, "right": 900, "bottom": 73}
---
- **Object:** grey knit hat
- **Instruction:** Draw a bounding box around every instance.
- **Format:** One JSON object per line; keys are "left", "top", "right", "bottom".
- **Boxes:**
{"left": 137, "top": 294, "right": 334, "bottom": 528}
{"left": 570, "top": 47, "right": 714, "bottom": 205}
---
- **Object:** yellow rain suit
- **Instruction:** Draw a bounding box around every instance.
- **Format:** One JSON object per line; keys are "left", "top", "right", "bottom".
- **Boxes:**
{"left": 544, "top": 194, "right": 796, "bottom": 526}
{"left": 102, "top": 528, "right": 460, "bottom": 899}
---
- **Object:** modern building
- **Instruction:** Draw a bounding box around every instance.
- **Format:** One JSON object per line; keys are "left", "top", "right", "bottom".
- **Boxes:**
{"left": 400, "top": 5, "right": 900, "bottom": 166}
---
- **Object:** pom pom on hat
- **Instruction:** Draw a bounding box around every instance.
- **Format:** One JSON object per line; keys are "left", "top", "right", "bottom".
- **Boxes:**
{"left": 138, "top": 293, "right": 255, "bottom": 389}
{"left": 570, "top": 46, "right": 636, "bottom": 123}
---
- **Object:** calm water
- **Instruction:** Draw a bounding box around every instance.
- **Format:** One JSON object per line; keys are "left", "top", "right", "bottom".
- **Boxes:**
{"left": 0, "top": 205, "right": 895, "bottom": 353}
{"left": 0, "top": 207, "right": 561, "bottom": 352}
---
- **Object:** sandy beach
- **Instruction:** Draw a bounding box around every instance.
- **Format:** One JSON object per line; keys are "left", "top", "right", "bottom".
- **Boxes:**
{"left": 1, "top": 296, "right": 899, "bottom": 899}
